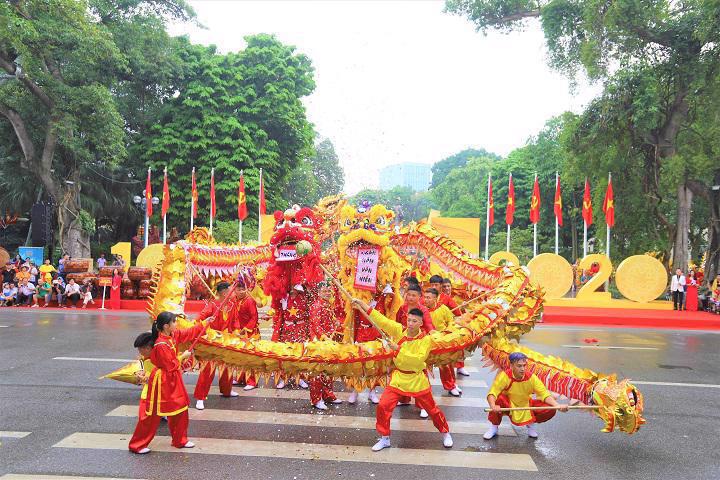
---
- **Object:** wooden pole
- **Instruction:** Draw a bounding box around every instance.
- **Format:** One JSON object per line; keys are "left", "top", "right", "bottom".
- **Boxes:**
{"left": 484, "top": 405, "right": 600, "bottom": 412}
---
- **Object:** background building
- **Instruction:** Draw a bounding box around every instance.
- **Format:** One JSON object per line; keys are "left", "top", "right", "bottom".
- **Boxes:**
{"left": 379, "top": 162, "right": 432, "bottom": 191}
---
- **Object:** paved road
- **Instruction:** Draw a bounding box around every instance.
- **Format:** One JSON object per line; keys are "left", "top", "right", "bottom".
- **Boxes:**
{"left": 1, "top": 309, "right": 718, "bottom": 480}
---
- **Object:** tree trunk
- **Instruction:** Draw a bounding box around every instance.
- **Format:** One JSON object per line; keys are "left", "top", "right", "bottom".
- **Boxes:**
{"left": 672, "top": 182, "right": 693, "bottom": 272}
{"left": 704, "top": 171, "right": 720, "bottom": 286}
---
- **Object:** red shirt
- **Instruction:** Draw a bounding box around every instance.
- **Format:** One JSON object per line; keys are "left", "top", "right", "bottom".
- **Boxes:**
{"left": 309, "top": 297, "right": 340, "bottom": 340}
{"left": 233, "top": 295, "right": 258, "bottom": 333}
{"left": 439, "top": 292, "right": 460, "bottom": 314}
{"left": 145, "top": 323, "right": 205, "bottom": 416}
{"left": 272, "top": 293, "right": 309, "bottom": 342}
{"left": 196, "top": 297, "right": 237, "bottom": 331}
{"left": 396, "top": 303, "right": 435, "bottom": 333}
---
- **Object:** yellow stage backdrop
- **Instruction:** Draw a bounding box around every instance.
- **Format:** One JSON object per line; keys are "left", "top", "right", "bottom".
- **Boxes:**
{"left": 260, "top": 214, "right": 276, "bottom": 244}
{"left": 427, "top": 210, "right": 481, "bottom": 257}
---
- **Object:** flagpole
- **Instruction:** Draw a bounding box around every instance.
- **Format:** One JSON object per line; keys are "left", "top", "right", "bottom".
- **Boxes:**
{"left": 555, "top": 171, "right": 559, "bottom": 255}
{"left": 190, "top": 167, "right": 195, "bottom": 232}
{"left": 485, "top": 172, "right": 491, "bottom": 260}
{"left": 144, "top": 167, "right": 150, "bottom": 248}
{"left": 257, "top": 168, "right": 263, "bottom": 243}
{"left": 606, "top": 172, "right": 611, "bottom": 257}
{"left": 209, "top": 167, "right": 214, "bottom": 236}
{"left": 162, "top": 167, "right": 167, "bottom": 244}
{"left": 533, "top": 173, "right": 537, "bottom": 257}
{"left": 506, "top": 172, "right": 511, "bottom": 252}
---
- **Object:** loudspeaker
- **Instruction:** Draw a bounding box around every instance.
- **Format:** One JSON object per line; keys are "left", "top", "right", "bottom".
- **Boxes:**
{"left": 31, "top": 202, "right": 52, "bottom": 247}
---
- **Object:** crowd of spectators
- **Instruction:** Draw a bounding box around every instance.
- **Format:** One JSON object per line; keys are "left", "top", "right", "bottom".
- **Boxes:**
{"left": 0, "top": 253, "right": 120, "bottom": 308}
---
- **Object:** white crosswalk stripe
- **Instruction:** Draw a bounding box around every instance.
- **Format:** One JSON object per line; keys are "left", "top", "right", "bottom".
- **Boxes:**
{"left": 53, "top": 433, "right": 538, "bottom": 471}
{"left": 0, "top": 476, "right": 145, "bottom": 480}
{"left": 106, "top": 404, "right": 516, "bottom": 436}
{"left": 0, "top": 431, "right": 31, "bottom": 438}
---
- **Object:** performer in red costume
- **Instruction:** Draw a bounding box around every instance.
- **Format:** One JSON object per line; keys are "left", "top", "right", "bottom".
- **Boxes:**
{"left": 128, "top": 312, "right": 207, "bottom": 454}
{"left": 193, "top": 282, "right": 239, "bottom": 410}
{"left": 233, "top": 271, "right": 260, "bottom": 390}
{"left": 428, "top": 275, "right": 459, "bottom": 313}
{"left": 424, "top": 288, "right": 462, "bottom": 397}
{"left": 273, "top": 284, "right": 311, "bottom": 389}
{"left": 442, "top": 277, "right": 470, "bottom": 377}
{"left": 308, "top": 281, "right": 344, "bottom": 410}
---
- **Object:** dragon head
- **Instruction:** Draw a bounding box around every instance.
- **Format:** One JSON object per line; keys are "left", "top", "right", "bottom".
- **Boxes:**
{"left": 591, "top": 376, "right": 646, "bottom": 434}
{"left": 337, "top": 202, "right": 394, "bottom": 258}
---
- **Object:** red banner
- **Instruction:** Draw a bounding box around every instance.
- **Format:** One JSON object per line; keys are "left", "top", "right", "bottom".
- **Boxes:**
{"left": 506, "top": 174, "right": 515, "bottom": 226}
{"left": 603, "top": 177, "right": 615, "bottom": 227}
{"left": 582, "top": 178, "right": 593, "bottom": 226}
{"left": 553, "top": 175, "right": 563, "bottom": 227}
{"left": 529, "top": 176, "right": 541, "bottom": 224}
{"left": 238, "top": 173, "right": 248, "bottom": 221}
{"left": 487, "top": 177, "right": 494, "bottom": 227}
{"left": 259, "top": 170, "right": 266, "bottom": 215}
{"left": 191, "top": 168, "right": 198, "bottom": 219}
{"left": 161, "top": 169, "right": 170, "bottom": 218}
{"left": 210, "top": 169, "right": 216, "bottom": 220}
{"left": 145, "top": 169, "right": 153, "bottom": 217}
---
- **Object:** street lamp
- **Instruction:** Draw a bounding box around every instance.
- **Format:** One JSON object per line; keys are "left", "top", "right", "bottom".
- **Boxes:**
{"left": 133, "top": 190, "right": 159, "bottom": 247}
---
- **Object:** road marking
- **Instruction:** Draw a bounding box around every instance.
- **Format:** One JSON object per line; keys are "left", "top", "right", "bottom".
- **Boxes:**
{"left": 0, "top": 325, "right": 9, "bottom": 328}
{"left": 54, "top": 433, "right": 537, "bottom": 471}
{"left": 561, "top": 345, "right": 659, "bottom": 350}
{"left": 0, "top": 431, "right": 31, "bottom": 438}
{"left": 107, "top": 405, "right": 515, "bottom": 436}
{"left": 53, "top": 357, "right": 135, "bottom": 362}
{"left": 0, "top": 476, "right": 145, "bottom": 480}
{"left": 632, "top": 381, "right": 720, "bottom": 389}
{"left": 206, "top": 386, "right": 489, "bottom": 407}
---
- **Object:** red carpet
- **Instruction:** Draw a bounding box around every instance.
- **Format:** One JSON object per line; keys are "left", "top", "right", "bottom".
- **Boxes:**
{"left": 542, "top": 306, "right": 720, "bottom": 330}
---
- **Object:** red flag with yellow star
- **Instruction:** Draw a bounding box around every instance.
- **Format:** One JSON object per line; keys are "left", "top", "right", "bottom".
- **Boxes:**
{"left": 488, "top": 177, "right": 494, "bottom": 226}
{"left": 529, "top": 176, "right": 541, "bottom": 224}
{"left": 582, "top": 178, "right": 593, "bottom": 226}
{"left": 238, "top": 173, "right": 248, "bottom": 221}
{"left": 506, "top": 174, "right": 515, "bottom": 225}
{"left": 603, "top": 176, "right": 615, "bottom": 227}
{"left": 553, "top": 174, "right": 563, "bottom": 227}
{"left": 191, "top": 167, "right": 198, "bottom": 218}
{"left": 145, "top": 168, "right": 153, "bottom": 217}
{"left": 210, "top": 168, "right": 216, "bottom": 220}
{"left": 161, "top": 168, "right": 170, "bottom": 218}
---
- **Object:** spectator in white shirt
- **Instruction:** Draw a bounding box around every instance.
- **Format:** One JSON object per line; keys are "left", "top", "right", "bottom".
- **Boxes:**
{"left": 17, "top": 280, "right": 38, "bottom": 307}
{"left": 64, "top": 279, "right": 82, "bottom": 308}
{"left": 670, "top": 269, "right": 687, "bottom": 311}
{"left": 97, "top": 254, "right": 107, "bottom": 269}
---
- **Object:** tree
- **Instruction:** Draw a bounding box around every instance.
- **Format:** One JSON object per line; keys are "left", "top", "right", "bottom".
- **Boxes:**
{"left": 310, "top": 139, "right": 345, "bottom": 198}
{"left": 446, "top": 0, "right": 720, "bottom": 271}
{"left": 431, "top": 148, "right": 500, "bottom": 188}
{"left": 0, "top": 0, "right": 192, "bottom": 257}
{"left": 142, "top": 34, "right": 316, "bottom": 231}
{"left": 350, "top": 186, "right": 431, "bottom": 223}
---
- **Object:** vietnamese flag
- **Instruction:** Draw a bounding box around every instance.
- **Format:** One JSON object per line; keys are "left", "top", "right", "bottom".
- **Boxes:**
{"left": 603, "top": 175, "right": 615, "bottom": 227}
{"left": 529, "top": 175, "right": 541, "bottom": 224}
{"left": 210, "top": 168, "right": 216, "bottom": 220}
{"left": 238, "top": 172, "right": 248, "bottom": 221}
{"left": 582, "top": 178, "right": 593, "bottom": 226}
{"left": 191, "top": 167, "right": 198, "bottom": 218}
{"left": 553, "top": 174, "right": 563, "bottom": 227}
{"left": 145, "top": 168, "right": 153, "bottom": 217}
{"left": 161, "top": 167, "right": 170, "bottom": 218}
{"left": 506, "top": 173, "right": 515, "bottom": 225}
{"left": 487, "top": 177, "right": 495, "bottom": 226}
{"left": 259, "top": 168, "right": 266, "bottom": 215}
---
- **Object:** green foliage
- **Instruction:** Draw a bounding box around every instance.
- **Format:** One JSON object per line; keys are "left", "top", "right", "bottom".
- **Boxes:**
{"left": 431, "top": 148, "right": 500, "bottom": 188}
{"left": 142, "top": 34, "right": 316, "bottom": 231}
{"left": 283, "top": 138, "right": 344, "bottom": 207}
{"left": 77, "top": 209, "right": 96, "bottom": 235}
{"left": 350, "top": 186, "right": 432, "bottom": 223}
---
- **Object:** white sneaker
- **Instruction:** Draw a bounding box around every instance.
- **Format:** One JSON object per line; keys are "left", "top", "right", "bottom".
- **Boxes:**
{"left": 527, "top": 425, "right": 538, "bottom": 438}
{"left": 228, "top": 390, "right": 239, "bottom": 397}
{"left": 442, "top": 433, "right": 454, "bottom": 448}
{"left": 243, "top": 384, "right": 256, "bottom": 391}
{"left": 371, "top": 436, "right": 391, "bottom": 452}
{"left": 457, "top": 367, "right": 470, "bottom": 376}
{"left": 314, "top": 400, "right": 328, "bottom": 410}
{"left": 276, "top": 380, "right": 286, "bottom": 389}
{"left": 182, "top": 441, "right": 195, "bottom": 448}
{"left": 330, "top": 398, "right": 343, "bottom": 404}
{"left": 368, "top": 389, "right": 380, "bottom": 404}
{"left": 419, "top": 409, "right": 429, "bottom": 418}
{"left": 348, "top": 390, "right": 358, "bottom": 404}
{"left": 299, "top": 379, "right": 309, "bottom": 389}
{"left": 232, "top": 380, "right": 240, "bottom": 385}
{"left": 483, "top": 425, "right": 498, "bottom": 440}
{"left": 449, "top": 387, "right": 462, "bottom": 397}
{"left": 195, "top": 400, "right": 205, "bottom": 410}
{"left": 135, "top": 447, "right": 151, "bottom": 454}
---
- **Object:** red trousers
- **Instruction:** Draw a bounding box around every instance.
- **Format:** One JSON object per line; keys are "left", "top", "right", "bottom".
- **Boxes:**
{"left": 193, "top": 364, "right": 233, "bottom": 400}
{"left": 438, "top": 365, "right": 456, "bottom": 391}
{"left": 488, "top": 394, "right": 557, "bottom": 426}
{"left": 376, "top": 387, "right": 449, "bottom": 436}
{"left": 128, "top": 401, "right": 189, "bottom": 451}
{"left": 455, "top": 361, "right": 465, "bottom": 368}
{"left": 236, "top": 371, "right": 257, "bottom": 387}
{"left": 309, "top": 375, "right": 337, "bottom": 404}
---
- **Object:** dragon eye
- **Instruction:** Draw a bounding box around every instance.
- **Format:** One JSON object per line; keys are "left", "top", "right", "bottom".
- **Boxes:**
{"left": 300, "top": 217, "right": 313, "bottom": 226}
{"left": 376, "top": 216, "right": 387, "bottom": 226}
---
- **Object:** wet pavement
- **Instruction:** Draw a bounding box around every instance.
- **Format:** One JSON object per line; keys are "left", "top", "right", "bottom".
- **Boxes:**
{"left": 0, "top": 309, "right": 718, "bottom": 480}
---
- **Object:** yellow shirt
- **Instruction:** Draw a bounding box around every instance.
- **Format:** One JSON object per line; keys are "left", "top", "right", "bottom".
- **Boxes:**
{"left": 39, "top": 264, "right": 56, "bottom": 277}
{"left": 370, "top": 309, "right": 433, "bottom": 394}
{"left": 139, "top": 358, "right": 156, "bottom": 400}
{"left": 488, "top": 370, "right": 551, "bottom": 425}
{"left": 429, "top": 304, "right": 454, "bottom": 331}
